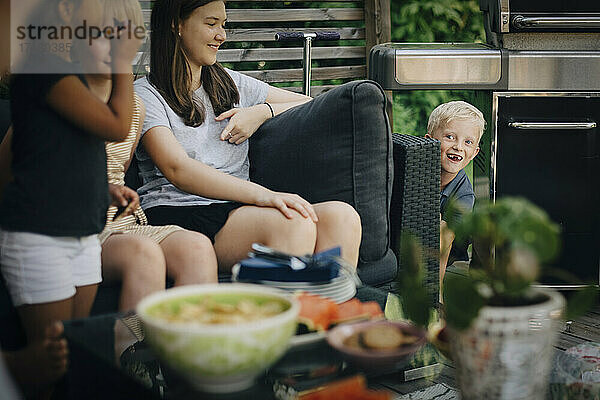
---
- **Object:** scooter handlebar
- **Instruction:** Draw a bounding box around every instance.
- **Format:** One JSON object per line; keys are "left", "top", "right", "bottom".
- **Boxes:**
{"left": 275, "top": 31, "right": 340, "bottom": 41}
{"left": 274, "top": 32, "right": 305, "bottom": 41}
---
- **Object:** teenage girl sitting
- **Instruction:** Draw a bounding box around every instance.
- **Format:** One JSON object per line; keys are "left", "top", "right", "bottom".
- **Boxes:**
{"left": 135, "top": 0, "right": 362, "bottom": 273}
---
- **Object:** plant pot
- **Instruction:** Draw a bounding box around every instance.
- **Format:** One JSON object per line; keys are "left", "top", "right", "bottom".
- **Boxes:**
{"left": 449, "top": 287, "right": 564, "bottom": 400}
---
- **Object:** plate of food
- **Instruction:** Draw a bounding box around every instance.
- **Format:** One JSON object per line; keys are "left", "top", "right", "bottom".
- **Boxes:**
{"left": 326, "top": 320, "right": 427, "bottom": 371}
{"left": 290, "top": 292, "right": 384, "bottom": 347}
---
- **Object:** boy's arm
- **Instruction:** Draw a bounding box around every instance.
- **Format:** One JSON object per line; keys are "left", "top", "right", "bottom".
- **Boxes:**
{"left": 439, "top": 193, "right": 475, "bottom": 289}
{"left": 0, "top": 126, "right": 13, "bottom": 202}
{"left": 439, "top": 218, "right": 455, "bottom": 288}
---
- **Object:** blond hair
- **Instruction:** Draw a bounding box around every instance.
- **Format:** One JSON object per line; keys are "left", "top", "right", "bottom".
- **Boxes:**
{"left": 427, "top": 101, "right": 486, "bottom": 141}
{"left": 101, "top": 0, "right": 143, "bottom": 27}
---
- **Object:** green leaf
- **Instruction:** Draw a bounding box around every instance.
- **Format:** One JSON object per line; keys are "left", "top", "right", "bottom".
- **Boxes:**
{"left": 444, "top": 273, "right": 486, "bottom": 330}
{"left": 396, "top": 233, "right": 431, "bottom": 328}
{"left": 565, "top": 286, "right": 598, "bottom": 321}
{"left": 401, "top": 280, "right": 430, "bottom": 327}
{"left": 384, "top": 293, "right": 406, "bottom": 321}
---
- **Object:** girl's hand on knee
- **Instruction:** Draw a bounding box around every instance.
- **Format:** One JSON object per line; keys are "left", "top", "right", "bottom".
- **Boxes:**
{"left": 257, "top": 191, "right": 318, "bottom": 222}
{"left": 217, "top": 104, "right": 271, "bottom": 144}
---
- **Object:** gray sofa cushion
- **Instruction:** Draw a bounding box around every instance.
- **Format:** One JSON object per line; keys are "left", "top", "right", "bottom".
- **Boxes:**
{"left": 249, "top": 80, "right": 396, "bottom": 285}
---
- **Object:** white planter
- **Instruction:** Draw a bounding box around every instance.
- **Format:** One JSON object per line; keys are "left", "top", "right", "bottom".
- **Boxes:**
{"left": 450, "top": 288, "right": 564, "bottom": 400}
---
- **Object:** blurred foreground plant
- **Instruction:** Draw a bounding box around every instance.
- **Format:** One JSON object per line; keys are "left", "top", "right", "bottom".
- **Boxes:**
{"left": 399, "top": 197, "right": 597, "bottom": 331}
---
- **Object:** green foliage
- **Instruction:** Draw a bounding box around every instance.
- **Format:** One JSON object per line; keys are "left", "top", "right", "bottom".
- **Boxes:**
{"left": 399, "top": 197, "right": 596, "bottom": 331}
{"left": 397, "top": 234, "right": 430, "bottom": 327}
{"left": 390, "top": 0, "right": 485, "bottom": 135}
{"left": 443, "top": 273, "right": 486, "bottom": 330}
{"left": 451, "top": 198, "right": 561, "bottom": 262}
{"left": 393, "top": 90, "right": 480, "bottom": 135}
{"left": 391, "top": 0, "right": 485, "bottom": 44}
{"left": 449, "top": 197, "right": 561, "bottom": 292}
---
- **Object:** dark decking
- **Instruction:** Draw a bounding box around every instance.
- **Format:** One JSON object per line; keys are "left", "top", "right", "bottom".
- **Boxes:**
{"left": 372, "top": 303, "right": 600, "bottom": 398}
{"left": 556, "top": 304, "right": 600, "bottom": 350}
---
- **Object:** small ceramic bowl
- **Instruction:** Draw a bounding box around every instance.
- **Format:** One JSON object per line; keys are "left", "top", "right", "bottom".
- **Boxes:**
{"left": 326, "top": 320, "right": 426, "bottom": 371}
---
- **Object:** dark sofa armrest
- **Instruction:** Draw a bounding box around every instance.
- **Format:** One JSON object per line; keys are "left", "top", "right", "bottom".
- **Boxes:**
{"left": 249, "top": 80, "right": 397, "bottom": 286}
{"left": 390, "top": 133, "right": 440, "bottom": 303}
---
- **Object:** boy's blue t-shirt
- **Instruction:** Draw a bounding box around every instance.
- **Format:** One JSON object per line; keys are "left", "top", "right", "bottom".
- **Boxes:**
{"left": 440, "top": 169, "right": 475, "bottom": 263}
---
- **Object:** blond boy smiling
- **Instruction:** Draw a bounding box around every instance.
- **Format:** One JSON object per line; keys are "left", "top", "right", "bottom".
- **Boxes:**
{"left": 425, "top": 101, "right": 485, "bottom": 285}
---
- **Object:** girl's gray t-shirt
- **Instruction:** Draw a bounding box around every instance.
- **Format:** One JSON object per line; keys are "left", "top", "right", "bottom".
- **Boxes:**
{"left": 134, "top": 69, "right": 269, "bottom": 210}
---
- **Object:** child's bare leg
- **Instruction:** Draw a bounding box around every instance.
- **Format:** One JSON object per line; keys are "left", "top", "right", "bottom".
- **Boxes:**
{"left": 15, "top": 301, "right": 73, "bottom": 397}
{"left": 17, "top": 299, "right": 73, "bottom": 343}
{"left": 72, "top": 283, "right": 98, "bottom": 319}
{"left": 102, "top": 234, "right": 167, "bottom": 311}
{"left": 312, "top": 201, "right": 362, "bottom": 268}
{"left": 160, "top": 231, "right": 218, "bottom": 285}
{"left": 3, "top": 321, "right": 68, "bottom": 387}
{"left": 439, "top": 220, "right": 455, "bottom": 288}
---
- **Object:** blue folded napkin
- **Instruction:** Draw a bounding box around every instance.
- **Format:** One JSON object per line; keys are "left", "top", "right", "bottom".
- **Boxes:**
{"left": 237, "top": 247, "right": 341, "bottom": 283}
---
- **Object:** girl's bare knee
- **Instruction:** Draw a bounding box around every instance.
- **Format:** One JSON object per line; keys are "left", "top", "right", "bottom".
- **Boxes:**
{"left": 186, "top": 232, "right": 215, "bottom": 257}
{"left": 122, "top": 237, "right": 166, "bottom": 278}
{"left": 165, "top": 232, "right": 218, "bottom": 284}
{"left": 126, "top": 237, "right": 164, "bottom": 262}
{"left": 318, "top": 201, "right": 362, "bottom": 234}
{"left": 265, "top": 215, "right": 317, "bottom": 253}
{"left": 169, "top": 232, "right": 216, "bottom": 263}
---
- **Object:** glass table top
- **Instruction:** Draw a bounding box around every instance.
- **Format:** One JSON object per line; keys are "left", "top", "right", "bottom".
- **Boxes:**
{"left": 62, "top": 285, "right": 447, "bottom": 399}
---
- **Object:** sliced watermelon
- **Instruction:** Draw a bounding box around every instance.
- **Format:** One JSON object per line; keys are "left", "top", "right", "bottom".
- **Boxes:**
{"left": 297, "top": 293, "right": 384, "bottom": 332}
{"left": 296, "top": 292, "right": 338, "bottom": 331}
{"left": 299, "top": 374, "right": 392, "bottom": 400}
{"left": 331, "top": 299, "right": 384, "bottom": 325}
{"left": 332, "top": 299, "right": 370, "bottom": 324}
{"left": 361, "top": 301, "right": 385, "bottom": 319}
{"left": 299, "top": 375, "right": 366, "bottom": 400}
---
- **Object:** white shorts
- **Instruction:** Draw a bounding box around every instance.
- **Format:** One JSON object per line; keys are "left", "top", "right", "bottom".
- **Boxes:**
{"left": 0, "top": 229, "right": 102, "bottom": 307}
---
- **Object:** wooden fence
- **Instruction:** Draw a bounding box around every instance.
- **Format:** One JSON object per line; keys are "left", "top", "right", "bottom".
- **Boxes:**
{"left": 137, "top": 0, "right": 391, "bottom": 97}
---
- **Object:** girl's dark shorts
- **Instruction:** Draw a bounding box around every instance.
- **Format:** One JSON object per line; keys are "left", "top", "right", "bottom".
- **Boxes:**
{"left": 145, "top": 202, "right": 244, "bottom": 243}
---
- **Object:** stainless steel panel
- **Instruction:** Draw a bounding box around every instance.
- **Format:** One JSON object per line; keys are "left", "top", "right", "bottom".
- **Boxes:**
{"left": 508, "top": 51, "right": 600, "bottom": 90}
{"left": 502, "top": 33, "right": 600, "bottom": 51}
{"left": 501, "top": 0, "right": 510, "bottom": 33}
{"left": 393, "top": 44, "right": 501, "bottom": 86}
{"left": 532, "top": 284, "right": 595, "bottom": 290}
{"left": 490, "top": 94, "right": 499, "bottom": 202}
{"left": 512, "top": 16, "right": 600, "bottom": 30}
{"left": 508, "top": 122, "right": 597, "bottom": 130}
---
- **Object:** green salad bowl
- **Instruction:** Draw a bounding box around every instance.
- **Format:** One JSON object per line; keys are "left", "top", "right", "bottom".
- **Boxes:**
{"left": 137, "top": 283, "right": 299, "bottom": 393}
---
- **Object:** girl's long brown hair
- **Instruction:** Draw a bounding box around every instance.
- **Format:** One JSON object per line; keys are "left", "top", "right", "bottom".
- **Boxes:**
{"left": 149, "top": 0, "right": 239, "bottom": 127}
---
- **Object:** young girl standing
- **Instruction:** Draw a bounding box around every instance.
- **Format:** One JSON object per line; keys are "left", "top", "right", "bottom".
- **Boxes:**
{"left": 0, "top": 0, "right": 141, "bottom": 386}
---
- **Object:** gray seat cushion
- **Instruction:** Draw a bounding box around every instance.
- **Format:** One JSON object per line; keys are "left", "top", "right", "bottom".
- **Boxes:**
{"left": 249, "top": 80, "right": 396, "bottom": 285}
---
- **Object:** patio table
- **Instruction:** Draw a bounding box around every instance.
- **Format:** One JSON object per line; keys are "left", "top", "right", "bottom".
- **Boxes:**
{"left": 61, "top": 285, "right": 460, "bottom": 399}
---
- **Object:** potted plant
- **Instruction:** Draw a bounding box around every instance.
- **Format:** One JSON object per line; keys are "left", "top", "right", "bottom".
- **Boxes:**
{"left": 398, "top": 197, "right": 596, "bottom": 400}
